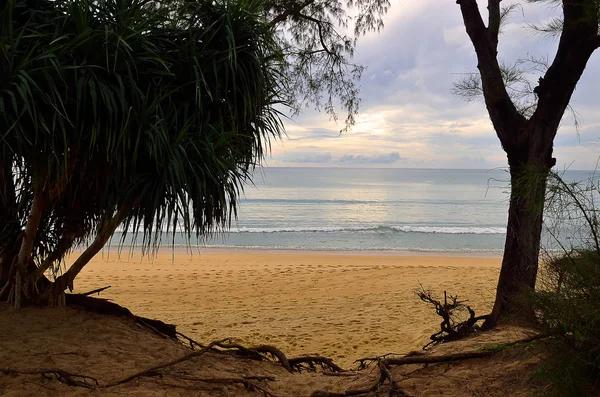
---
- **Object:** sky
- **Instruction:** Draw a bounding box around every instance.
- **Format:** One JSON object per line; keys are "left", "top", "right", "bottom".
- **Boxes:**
{"left": 266, "top": 0, "right": 600, "bottom": 170}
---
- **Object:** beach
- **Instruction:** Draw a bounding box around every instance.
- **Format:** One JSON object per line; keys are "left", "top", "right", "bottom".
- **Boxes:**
{"left": 72, "top": 249, "right": 501, "bottom": 366}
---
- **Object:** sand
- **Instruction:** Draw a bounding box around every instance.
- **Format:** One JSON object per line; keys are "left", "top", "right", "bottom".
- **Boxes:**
{"left": 70, "top": 249, "right": 502, "bottom": 366}
{"left": 0, "top": 302, "right": 543, "bottom": 397}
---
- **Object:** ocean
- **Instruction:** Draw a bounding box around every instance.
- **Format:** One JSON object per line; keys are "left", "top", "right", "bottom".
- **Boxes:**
{"left": 210, "top": 167, "right": 507, "bottom": 254}
{"left": 112, "top": 167, "right": 596, "bottom": 254}
{"left": 217, "top": 167, "right": 510, "bottom": 253}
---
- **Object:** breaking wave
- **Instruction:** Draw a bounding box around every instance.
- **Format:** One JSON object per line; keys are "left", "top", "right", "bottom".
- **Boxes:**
{"left": 229, "top": 225, "right": 506, "bottom": 235}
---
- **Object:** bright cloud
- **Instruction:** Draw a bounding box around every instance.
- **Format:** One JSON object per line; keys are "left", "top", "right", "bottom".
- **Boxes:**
{"left": 268, "top": 1, "right": 600, "bottom": 170}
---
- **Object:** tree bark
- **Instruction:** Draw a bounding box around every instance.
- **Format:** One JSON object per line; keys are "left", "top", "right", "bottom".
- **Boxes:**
{"left": 0, "top": 160, "right": 19, "bottom": 287}
{"left": 483, "top": 157, "right": 550, "bottom": 328}
{"left": 42, "top": 205, "right": 128, "bottom": 304}
{"left": 456, "top": 0, "right": 599, "bottom": 328}
{"left": 12, "top": 184, "right": 48, "bottom": 308}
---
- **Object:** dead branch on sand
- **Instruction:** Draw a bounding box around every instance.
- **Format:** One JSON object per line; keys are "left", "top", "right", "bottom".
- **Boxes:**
{"left": 416, "top": 286, "right": 489, "bottom": 349}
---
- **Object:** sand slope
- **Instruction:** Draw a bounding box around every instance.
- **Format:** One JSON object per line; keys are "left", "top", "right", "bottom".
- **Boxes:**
{"left": 0, "top": 303, "right": 544, "bottom": 397}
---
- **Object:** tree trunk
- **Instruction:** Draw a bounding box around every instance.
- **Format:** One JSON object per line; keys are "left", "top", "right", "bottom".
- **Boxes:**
{"left": 11, "top": 185, "right": 48, "bottom": 308}
{"left": 483, "top": 154, "right": 551, "bottom": 329}
{"left": 0, "top": 159, "right": 19, "bottom": 287}
{"left": 41, "top": 205, "right": 128, "bottom": 304}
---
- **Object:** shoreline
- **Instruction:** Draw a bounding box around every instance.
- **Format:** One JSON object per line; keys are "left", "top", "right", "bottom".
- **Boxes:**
{"left": 96, "top": 245, "right": 504, "bottom": 258}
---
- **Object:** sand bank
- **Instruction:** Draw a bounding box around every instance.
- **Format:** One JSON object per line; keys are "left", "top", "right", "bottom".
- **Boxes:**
{"left": 72, "top": 249, "right": 501, "bottom": 366}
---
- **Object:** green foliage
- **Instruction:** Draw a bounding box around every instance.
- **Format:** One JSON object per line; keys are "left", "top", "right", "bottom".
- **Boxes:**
{"left": 0, "top": 0, "right": 285, "bottom": 278}
{"left": 262, "top": 0, "right": 390, "bottom": 131}
{"left": 0, "top": 0, "right": 392, "bottom": 297}
{"left": 528, "top": 171, "right": 600, "bottom": 397}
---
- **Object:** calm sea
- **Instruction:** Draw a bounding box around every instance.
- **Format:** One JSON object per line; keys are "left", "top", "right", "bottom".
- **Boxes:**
{"left": 216, "top": 167, "right": 509, "bottom": 253}
{"left": 112, "top": 167, "right": 595, "bottom": 254}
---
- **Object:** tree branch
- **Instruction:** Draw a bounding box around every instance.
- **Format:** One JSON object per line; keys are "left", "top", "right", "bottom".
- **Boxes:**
{"left": 297, "top": 13, "right": 338, "bottom": 57}
{"left": 488, "top": 0, "right": 501, "bottom": 49}
{"left": 529, "top": 0, "right": 599, "bottom": 145}
{"left": 456, "top": 0, "right": 526, "bottom": 147}
{"left": 269, "top": 0, "right": 316, "bottom": 25}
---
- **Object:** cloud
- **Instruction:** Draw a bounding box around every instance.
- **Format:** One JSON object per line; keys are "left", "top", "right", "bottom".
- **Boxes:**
{"left": 339, "top": 152, "right": 403, "bottom": 164}
{"left": 280, "top": 152, "right": 333, "bottom": 164}
{"left": 270, "top": 1, "right": 600, "bottom": 170}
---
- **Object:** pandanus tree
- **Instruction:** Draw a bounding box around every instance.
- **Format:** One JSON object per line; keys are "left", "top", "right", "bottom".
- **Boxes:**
{"left": 0, "top": 0, "right": 286, "bottom": 306}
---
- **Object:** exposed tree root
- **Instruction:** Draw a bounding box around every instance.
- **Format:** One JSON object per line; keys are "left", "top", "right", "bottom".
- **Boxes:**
{"left": 77, "top": 285, "right": 111, "bottom": 296}
{"left": 311, "top": 357, "right": 407, "bottom": 397}
{"left": 104, "top": 338, "right": 231, "bottom": 387}
{"left": 0, "top": 368, "right": 99, "bottom": 388}
{"left": 214, "top": 341, "right": 273, "bottom": 363}
{"left": 252, "top": 345, "right": 293, "bottom": 372}
{"left": 176, "top": 331, "right": 206, "bottom": 349}
{"left": 176, "top": 329, "right": 345, "bottom": 374}
{"left": 312, "top": 334, "right": 547, "bottom": 397}
{"left": 289, "top": 356, "right": 345, "bottom": 373}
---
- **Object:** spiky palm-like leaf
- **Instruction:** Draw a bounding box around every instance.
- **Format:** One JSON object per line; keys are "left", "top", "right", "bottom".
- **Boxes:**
{"left": 0, "top": 0, "right": 286, "bottom": 300}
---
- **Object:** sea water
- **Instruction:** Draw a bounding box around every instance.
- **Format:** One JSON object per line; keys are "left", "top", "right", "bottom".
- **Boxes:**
{"left": 112, "top": 167, "right": 595, "bottom": 254}
{"left": 212, "top": 168, "right": 510, "bottom": 253}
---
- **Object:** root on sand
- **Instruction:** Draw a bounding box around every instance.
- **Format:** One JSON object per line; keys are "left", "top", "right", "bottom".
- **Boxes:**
{"left": 1, "top": 295, "right": 547, "bottom": 397}
{"left": 1, "top": 334, "right": 547, "bottom": 396}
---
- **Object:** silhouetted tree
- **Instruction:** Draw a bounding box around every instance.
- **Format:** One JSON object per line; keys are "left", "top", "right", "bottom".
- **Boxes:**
{"left": 453, "top": 0, "right": 599, "bottom": 327}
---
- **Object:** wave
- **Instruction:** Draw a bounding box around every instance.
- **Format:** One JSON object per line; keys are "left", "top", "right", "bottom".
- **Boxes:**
{"left": 177, "top": 244, "right": 505, "bottom": 254}
{"left": 229, "top": 225, "right": 506, "bottom": 235}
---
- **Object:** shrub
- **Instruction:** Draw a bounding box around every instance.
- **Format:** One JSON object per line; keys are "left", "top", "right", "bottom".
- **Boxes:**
{"left": 528, "top": 171, "right": 600, "bottom": 397}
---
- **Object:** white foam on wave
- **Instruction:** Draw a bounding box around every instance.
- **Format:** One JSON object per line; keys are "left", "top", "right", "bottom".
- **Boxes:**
{"left": 229, "top": 225, "right": 506, "bottom": 235}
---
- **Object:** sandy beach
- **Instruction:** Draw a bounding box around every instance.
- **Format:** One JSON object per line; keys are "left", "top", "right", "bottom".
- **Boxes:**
{"left": 71, "top": 249, "right": 501, "bottom": 366}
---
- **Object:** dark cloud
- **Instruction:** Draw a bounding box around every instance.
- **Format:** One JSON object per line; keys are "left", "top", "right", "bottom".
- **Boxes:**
{"left": 339, "top": 152, "right": 403, "bottom": 164}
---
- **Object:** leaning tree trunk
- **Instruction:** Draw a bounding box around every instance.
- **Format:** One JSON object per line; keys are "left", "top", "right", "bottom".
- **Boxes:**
{"left": 10, "top": 185, "right": 48, "bottom": 308}
{"left": 41, "top": 205, "right": 128, "bottom": 305}
{"left": 483, "top": 147, "right": 552, "bottom": 329}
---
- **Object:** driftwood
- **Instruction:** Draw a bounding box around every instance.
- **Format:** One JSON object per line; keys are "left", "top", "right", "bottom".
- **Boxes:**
{"left": 416, "top": 287, "right": 488, "bottom": 349}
